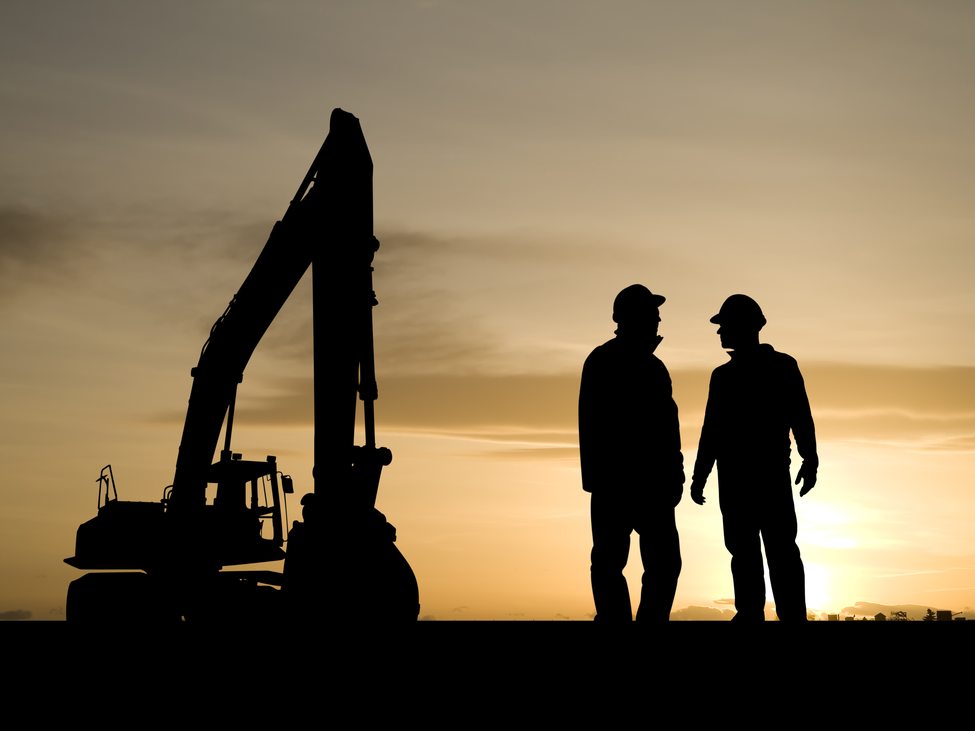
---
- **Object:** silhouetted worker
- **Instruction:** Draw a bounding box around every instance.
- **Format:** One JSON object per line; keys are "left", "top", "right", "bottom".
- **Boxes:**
{"left": 690, "top": 295, "right": 817, "bottom": 621}
{"left": 579, "top": 285, "right": 683, "bottom": 621}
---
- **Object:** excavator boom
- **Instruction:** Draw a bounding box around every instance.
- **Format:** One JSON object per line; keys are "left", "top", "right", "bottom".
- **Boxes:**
{"left": 169, "top": 109, "right": 372, "bottom": 514}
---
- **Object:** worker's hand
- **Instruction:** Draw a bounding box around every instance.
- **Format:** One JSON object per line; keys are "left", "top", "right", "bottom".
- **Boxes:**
{"left": 796, "top": 463, "right": 817, "bottom": 497}
{"left": 690, "top": 479, "right": 706, "bottom": 506}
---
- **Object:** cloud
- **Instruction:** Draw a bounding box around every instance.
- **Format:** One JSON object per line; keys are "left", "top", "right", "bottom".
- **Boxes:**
{"left": 0, "top": 211, "right": 675, "bottom": 384}
{"left": 805, "top": 364, "right": 975, "bottom": 416}
{"left": 670, "top": 605, "right": 735, "bottom": 621}
{"left": 134, "top": 225, "right": 562, "bottom": 376}
{"left": 366, "top": 228, "right": 633, "bottom": 376}
{"left": 471, "top": 446, "right": 579, "bottom": 463}
{"left": 147, "top": 361, "right": 975, "bottom": 462}
{"left": 163, "top": 373, "right": 580, "bottom": 434}
{"left": 802, "top": 364, "right": 975, "bottom": 451}
{"left": 0, "top": 204, "right": 277, "bottom": 326}
{"left": 0, "top": 609, "right": 32, "bottom": 620}
{"left": 0, "top": 207, "right": 71, "bottom": 264}
{"left": 82, "top": 210, "right": 967, "bottom": 454}
{"left": 0, "top": 207, "right": 92, "bottom": 298}
{"left": 673, "top": 364, "right": 975, "bottom": 452}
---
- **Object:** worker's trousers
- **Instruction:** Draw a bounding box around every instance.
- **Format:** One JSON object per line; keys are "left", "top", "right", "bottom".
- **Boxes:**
{"left": 590, "top": 490, "right": 681, "bottom": 621}
{"left": 719, "top": 471, "right": 806, "bottom": 621}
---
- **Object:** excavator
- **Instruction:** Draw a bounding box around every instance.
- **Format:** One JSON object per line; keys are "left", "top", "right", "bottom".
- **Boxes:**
{"left": 64, "top": 109, "right": 419, "bottom": 622}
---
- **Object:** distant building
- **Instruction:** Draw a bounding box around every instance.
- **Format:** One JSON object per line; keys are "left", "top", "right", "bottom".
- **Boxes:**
{"left": 828, "top": 608, "right": 966, "bottom": 622}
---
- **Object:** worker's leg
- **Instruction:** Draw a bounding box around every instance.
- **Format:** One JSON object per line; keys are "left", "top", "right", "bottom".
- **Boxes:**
{"left": 590, "top": 492, "right": 634, "bottom": 621}
{"left": 722, "top": 508, "right": 766, "bottom": 621}
{"left": 762, "top": 487, "right": 806, "bottom": 621}
{"left": 635, "top": 506, "right": 681, "bottom": 621}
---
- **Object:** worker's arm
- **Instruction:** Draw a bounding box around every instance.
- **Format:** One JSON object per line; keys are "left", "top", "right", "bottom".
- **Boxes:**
{"left": 690, "top": 371, "right": 719, "bottom": 505}
{"left": 578, "top": 347, "right": 612, "bottom": 493}
{"left": 653, "top": 357, "right": 685, "bottom": 507}
{"left": 791, "top": 363, "right": 818, "bottom": 497}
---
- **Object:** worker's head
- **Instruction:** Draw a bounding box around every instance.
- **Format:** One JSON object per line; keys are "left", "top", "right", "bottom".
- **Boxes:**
{"left": 710, "top": 294, "right": 765, "bottom": 350}
{"left": 613, "top": 285, "right": 665, "bottom": 335}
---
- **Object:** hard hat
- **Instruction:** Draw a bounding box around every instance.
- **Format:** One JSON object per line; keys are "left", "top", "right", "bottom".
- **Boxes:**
{"left": 612, "top": 284, "right": 665, "bottom": 323}
{"left": 710, "top": 294, "right": 766, "bottom": 330}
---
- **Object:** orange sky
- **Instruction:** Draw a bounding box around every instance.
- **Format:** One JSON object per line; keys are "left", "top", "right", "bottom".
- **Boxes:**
{"left": 2, "top": 1, "right": 974, "bottom": 620}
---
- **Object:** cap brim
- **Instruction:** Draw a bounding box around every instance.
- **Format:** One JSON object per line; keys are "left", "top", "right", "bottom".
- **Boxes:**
{"left": 652, "top": 294, "right": 666, "bottom": 307}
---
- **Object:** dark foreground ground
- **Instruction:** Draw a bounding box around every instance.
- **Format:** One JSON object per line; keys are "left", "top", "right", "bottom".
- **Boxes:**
{"left": 4, "top": 619, "right": 963, "bottom": 665}
{"left": 4, "top": 622, "right": 965, "bottom": 722}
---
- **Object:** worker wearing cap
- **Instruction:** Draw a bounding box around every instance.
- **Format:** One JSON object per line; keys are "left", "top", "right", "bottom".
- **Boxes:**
{"left": 690, "top": 295, "right": 817, "bottom": 621}
{"left": 579, "top": 285, "right": 684, "bottom": 621}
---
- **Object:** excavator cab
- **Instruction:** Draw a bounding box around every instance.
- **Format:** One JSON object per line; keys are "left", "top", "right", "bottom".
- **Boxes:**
{"left": 65, "top": 455, "right": 292, "bottom": 621}
{"left": 66, "top": 455, "right": 289, "bottom": 572}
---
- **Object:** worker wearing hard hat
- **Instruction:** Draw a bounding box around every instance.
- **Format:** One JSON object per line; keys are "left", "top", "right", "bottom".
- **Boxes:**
{"left": 579, "top": 285, "right": 684, "bottom": 621}
{"left": 690, "top": 294, "right": 818, "bottom": 621}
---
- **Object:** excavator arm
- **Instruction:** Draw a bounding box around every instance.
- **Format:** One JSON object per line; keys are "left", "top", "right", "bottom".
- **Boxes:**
{"left": 169, "top": 108, "right": 373, "bottom": 514}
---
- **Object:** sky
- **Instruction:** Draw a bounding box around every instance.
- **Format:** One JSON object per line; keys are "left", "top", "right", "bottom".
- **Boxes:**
{"left": 1, "top": 0, "right": 974, "bottom": 621}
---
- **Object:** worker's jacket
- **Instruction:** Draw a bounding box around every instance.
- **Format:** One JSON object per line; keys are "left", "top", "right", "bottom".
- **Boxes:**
{"left": 692, "top": 344, "right": 817, "bottom": 492}
{"left": 578, "top": 333, "right": 684, "bottom": 502}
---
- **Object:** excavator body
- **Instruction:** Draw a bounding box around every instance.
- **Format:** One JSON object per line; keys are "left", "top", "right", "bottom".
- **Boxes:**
{"left": 65, "top": 110, "right": 419, "bottom": 622}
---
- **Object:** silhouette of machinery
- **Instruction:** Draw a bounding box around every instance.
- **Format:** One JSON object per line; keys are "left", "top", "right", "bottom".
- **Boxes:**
{"left": 64, "top": 110, "right": 419, "bottom": 622}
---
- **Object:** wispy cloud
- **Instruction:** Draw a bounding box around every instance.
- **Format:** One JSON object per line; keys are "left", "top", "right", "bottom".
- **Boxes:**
{"left": 0, "top": 207, "right": 93, "bottom": 298}
{"left": 30, "top": 206, "right": 967, "bottom": 455}
{"left": 0, "top": 204, "right": 275, "bottom": 321}
{"left": 802, "top": 363, "right": 975, "bottom": 452}
{"left": 144, "top": 361, "right": 975, "bottom": 461}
